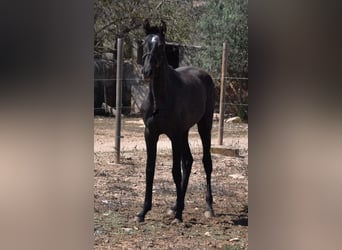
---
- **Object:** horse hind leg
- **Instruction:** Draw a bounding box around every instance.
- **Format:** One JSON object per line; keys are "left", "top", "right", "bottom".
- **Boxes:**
{"left": 197, "top": 117, "right": 215, "bottom": 218}
{"left": 180, "top": 139, "right": 193, "bottom": 203}
{"left": 170, "top": 135, "right": 185, "bottom": 223}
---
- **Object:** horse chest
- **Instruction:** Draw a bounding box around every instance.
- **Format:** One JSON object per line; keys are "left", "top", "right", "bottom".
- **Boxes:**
{"left": 144, "top": 110, "right": 187, "bottom": 135}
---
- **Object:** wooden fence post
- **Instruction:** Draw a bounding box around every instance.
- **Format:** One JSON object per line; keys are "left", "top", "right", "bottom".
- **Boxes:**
{"left": 115, "top": 38, "right": 123, "bottom": 163}
{"left": 218, "top": 42, "right": 228, "bottom": 145}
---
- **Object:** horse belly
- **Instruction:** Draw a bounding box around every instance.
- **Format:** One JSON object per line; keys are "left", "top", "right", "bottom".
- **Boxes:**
{"left": 176, "top": 91, "right": 206, "bottom": 129}
{"left": 184, "top": 103, "right": 205, "bottom": 127}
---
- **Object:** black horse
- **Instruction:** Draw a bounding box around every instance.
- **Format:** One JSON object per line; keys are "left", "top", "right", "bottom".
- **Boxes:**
{"left": 136, "top": 20, "right": 215, "bottom": 223}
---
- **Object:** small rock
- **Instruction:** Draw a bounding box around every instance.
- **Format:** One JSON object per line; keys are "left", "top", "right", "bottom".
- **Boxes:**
{"left": 229, "top": 173, "right": 244, "bottom": 179}
{"left": 204, "top": 231, "right": 211, "bottom": 236}
{"left": 122, "top": 228, "right": 133, "bottom": 233}
{"left": 225, "top": 116, "right": 242, "bottom": 123}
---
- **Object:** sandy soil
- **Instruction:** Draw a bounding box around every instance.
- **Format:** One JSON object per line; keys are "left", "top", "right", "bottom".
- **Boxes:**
{"left": 94, "top": 116, "right": 248, "bottom": 249}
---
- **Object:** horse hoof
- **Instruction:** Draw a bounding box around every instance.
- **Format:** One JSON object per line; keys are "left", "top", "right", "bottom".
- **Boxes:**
{"left": 204, "top": 210, "right": 214, "bottom": 218}
{"left": 171, "top": 218, "right": 182, "bottom": 224}
{"left": 135, "top": 216, "right": 144, "bottom": 223}
{"left": 167, "top": 209, "right": 175, "bottom": 216}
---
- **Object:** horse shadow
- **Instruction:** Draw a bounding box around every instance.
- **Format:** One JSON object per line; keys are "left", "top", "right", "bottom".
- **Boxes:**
{"left": 215, "top": 205, "right": 248, "bottom": 227}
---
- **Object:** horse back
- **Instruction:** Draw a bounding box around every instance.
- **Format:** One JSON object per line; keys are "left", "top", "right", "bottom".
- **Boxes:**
{"left": 175, "top": 66, "right": 214, "bottom": 93}
{"left": 175, "top": 66, "right": 215, "bottom": 107}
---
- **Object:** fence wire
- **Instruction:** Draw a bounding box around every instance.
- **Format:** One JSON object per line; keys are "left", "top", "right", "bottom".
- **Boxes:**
{"left": 94, "top": 77, "right": 248, "bottom": 116}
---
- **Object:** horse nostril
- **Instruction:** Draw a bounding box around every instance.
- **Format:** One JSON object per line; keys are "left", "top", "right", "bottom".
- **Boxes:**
{"left": 142, "top": 68, "right": 152, "bottom": 79}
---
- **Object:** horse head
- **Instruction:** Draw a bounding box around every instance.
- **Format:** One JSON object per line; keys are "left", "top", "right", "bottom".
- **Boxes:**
{"left": 141, "top": 20, "right": 167, "bottom": 79}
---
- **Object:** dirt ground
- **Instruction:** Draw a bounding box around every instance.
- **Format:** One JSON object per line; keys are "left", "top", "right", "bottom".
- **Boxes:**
{"left": 94, "top": 116, "right": 248, "bottom": 249}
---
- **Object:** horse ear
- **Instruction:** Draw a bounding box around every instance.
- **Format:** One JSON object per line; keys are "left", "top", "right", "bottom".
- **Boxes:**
{"left": 160, "top": 20, "right": 167, "bottom": 35}
{"left": 143, "top": 19, "right": 151, "bottom": 34}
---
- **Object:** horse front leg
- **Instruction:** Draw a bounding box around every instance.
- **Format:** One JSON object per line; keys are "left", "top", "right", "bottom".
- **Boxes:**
{"left": 170, "top": 136, "right": 184, "bottom": 223}
{"left": 135, "top": 128, "right": 158, "bottom": 223}
{"left": 169, "top": 131, "right": 193, "bottom": 215}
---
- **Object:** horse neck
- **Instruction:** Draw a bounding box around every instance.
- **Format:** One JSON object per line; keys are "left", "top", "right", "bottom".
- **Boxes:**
{"left": 150, "top": 60, "right": 169, "bottom": 113}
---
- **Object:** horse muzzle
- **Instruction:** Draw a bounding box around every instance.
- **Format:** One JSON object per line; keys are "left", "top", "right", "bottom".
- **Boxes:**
{"left": 142, "top": 67, "right": 153, "bottom": 80}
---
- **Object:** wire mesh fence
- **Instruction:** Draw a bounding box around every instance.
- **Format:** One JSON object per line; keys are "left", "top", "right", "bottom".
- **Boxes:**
{"left": 94, "top": 77, "right": 248, "bottom": 120}
{"left": 94, "top": 42, "right": 248, "bottom": 154}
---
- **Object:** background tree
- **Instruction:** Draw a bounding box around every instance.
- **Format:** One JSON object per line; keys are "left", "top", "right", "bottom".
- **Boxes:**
{"left": 94, "top": 0, "right": 199, "bottom": 58}
{"left": 188, "top": 0, "right": 248, "bottom": 121}
{"left": 94, "top": 0, "right": 248, "bottom": 76}
{"left": 192, "top": 0, "right": 248, "bottom": 78}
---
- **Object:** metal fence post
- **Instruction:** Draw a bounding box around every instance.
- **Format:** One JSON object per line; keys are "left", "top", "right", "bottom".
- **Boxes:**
{"left": 218, "top": 42, "right": 228, "bottom": 145}
{"left": 115, "top": 38, "right": 123, "bottom": 163}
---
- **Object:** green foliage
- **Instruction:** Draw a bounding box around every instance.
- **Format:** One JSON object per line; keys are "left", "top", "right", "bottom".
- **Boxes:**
{"left": 94, "top": 0, "right": 198, "bottom": 57}
{"left": 193, "top": 0, "right": 248, "bottom": 78}
{"left": 94, "top": 0, "right": 248, "bottom": 77}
